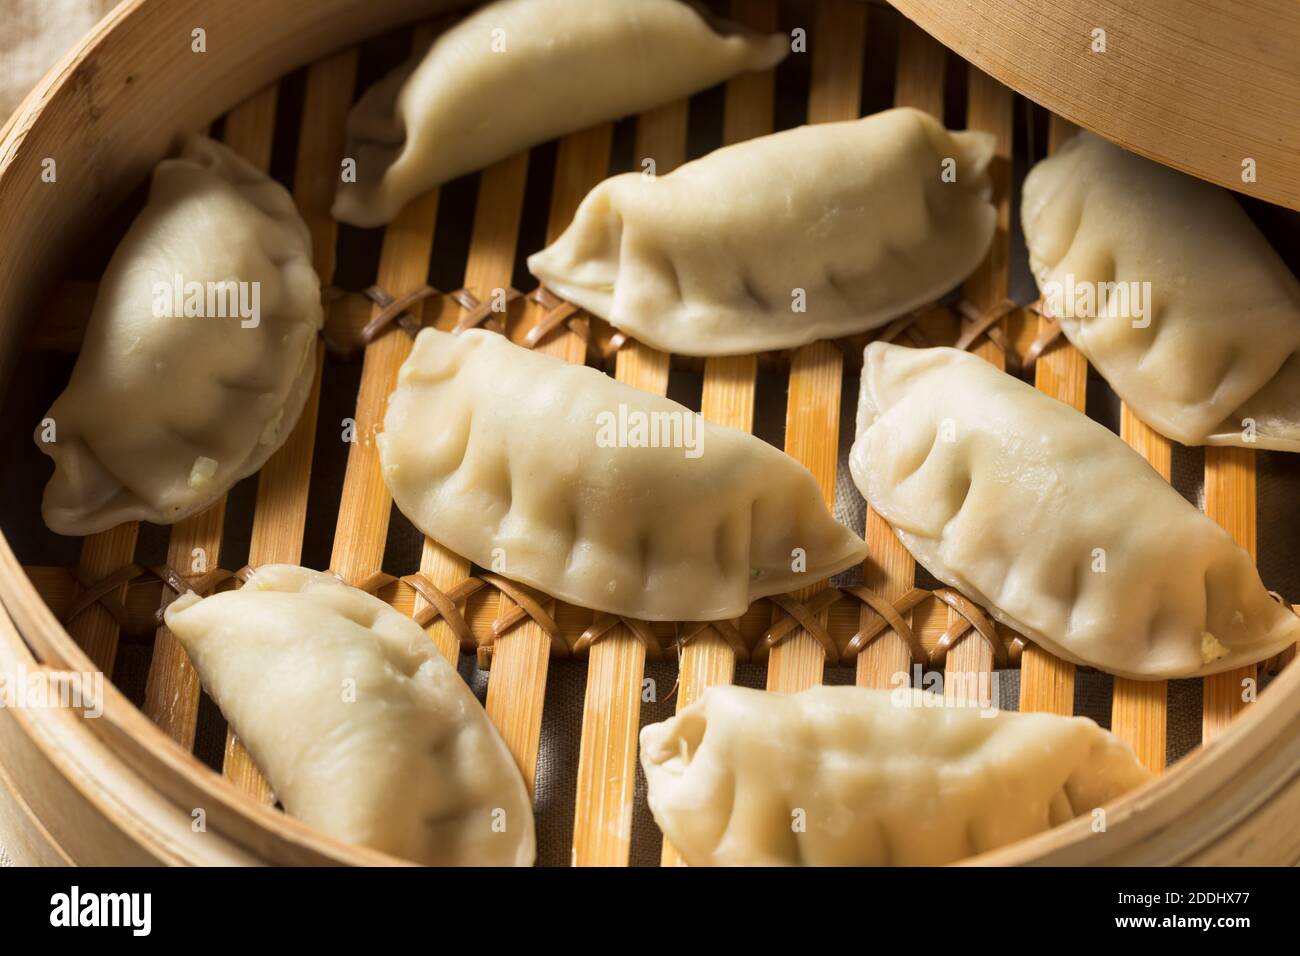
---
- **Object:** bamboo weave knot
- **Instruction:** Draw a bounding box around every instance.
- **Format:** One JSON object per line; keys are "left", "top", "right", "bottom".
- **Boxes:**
{"left": 879, "top": 296, "right": 1061, "bottom": 377}
{"left": 321, "top": 282, "right": 613, "bottom": 357}
{"left": 574, "top": 613, "right": 663, "bottom": 660}
{"left": 63, "top": 562, "right": 252, "bottom": 639}
{"left": 675, "top": 618, "right": 748, "bottom": 661}
{"left": 753, "top": 583, "right": 1024, "bottom": 668}
{"left": 64, "top": 561, "right": 1030, "bottom": 670}
{"left": 401, "top": 571, "right": 564, "bottom": 668}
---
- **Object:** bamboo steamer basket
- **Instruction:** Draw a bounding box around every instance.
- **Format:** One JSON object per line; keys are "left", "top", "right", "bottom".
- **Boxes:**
{"left": 891, "top": 0, "right": 1300, "bottom": 211}
{"left": 1, "top": 0, "right": 1298, "bottom": 867}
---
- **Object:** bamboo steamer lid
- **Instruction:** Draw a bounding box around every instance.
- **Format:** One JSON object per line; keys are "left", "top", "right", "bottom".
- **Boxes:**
{"left": 890, "top": 0, "right": 1300, "bottom": 210}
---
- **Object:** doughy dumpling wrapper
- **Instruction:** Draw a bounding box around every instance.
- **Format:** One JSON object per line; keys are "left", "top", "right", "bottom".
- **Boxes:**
{"left": 37, "top": 135, "right": 322, "bottom": 535}
{"left": 378, "top": 329, "right": 867, "bottom": 621}
{"left": 641, "top": 685, "right": 1152, "bottom": 866}
{"left": 332, "top": 0, "right": 787, "bottom": 227}
{"left": 849, "top": 343, "right": 1300, "bottom": 680}
{"left": 528, "top": 107, "right": 996, "bottom": 355}
{"left": 164, "top": 565, "right": 534, "bottom": 866}
{"left": 1022, "top": 132, "right": 1300, "bottom": 449}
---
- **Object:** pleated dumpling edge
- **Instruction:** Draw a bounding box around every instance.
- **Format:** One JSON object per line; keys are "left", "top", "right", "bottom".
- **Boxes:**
{"left": 1021, "top": 130, "right": 1300, "bottom": 450}
{"left": 849, "top": 342, "right": 1300, "bottom": 680}
{"left": 640, "top": 684, "right": 1153, "bottom": 866}
{"left": 331, "top": 0, "right": 789, "bottom": 228}
{"left": 378, "top": 328, "right": 868, "bottom": 621}
{"left": 163, "top": 564, "right": 535, "bottom": 867}
{"left": 527, "top": 107, "right": 997, "bottom": 355}
{"left": 36, "top": 134, "right": 323, "bottom": 536}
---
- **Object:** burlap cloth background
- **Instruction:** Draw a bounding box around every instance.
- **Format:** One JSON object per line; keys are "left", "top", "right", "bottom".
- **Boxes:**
{"left": 1, "top": 1, "right": 1297, "bottom": 867}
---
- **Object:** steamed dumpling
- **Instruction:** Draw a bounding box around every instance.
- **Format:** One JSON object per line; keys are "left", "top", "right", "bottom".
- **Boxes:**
{"left": 1022, "top": 131, "right": 1300, "bottom": 449}
{"left": 163, "top": 565, "right": 534, "bottom": 866}
{"left": 36, "top": 135, "right": 322, "bottom": 535}
{"left": 378, "top": 329, "right": 868, "bottom": 621}
{"left": 848, "top": 343, "right": 1300, "bottom": 680}
{"left": 332, "top": 0, "right": 787, "bottom": 227}
{"left": 527, "top": 108, "right": 996, "bottom": 355}
{"left": 641, "top": 685, "right": 1151, "bottom": 866}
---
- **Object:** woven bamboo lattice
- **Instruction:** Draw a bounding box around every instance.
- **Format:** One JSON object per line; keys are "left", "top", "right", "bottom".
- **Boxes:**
{"left": 10, "top": 0, "right": 1299, "bottom": 866}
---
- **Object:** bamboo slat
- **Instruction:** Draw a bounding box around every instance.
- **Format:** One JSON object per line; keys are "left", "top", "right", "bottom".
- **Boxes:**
{"left": 1046, "top": 94, "right": 1166, "bottom": 768}
{"left": 658, "top": 354, "right": 753, "bottom": 868}
{"left": 765, "top": 0, "right": 864, "bottom": 695}
{"left": 1203, "top": 446, "right": 1257, "bottom": 740}
{"left": 1114, "top": 407, "right": 1171, "bottom": 771}
{"left": 327, "top": 24, "right": 441, "bottom": 592}
{"left": 570, "top": 104, "right": 683, "bottom": 867}
{"left": 410, "top": 153, "right": 530, "bottom": 666}
{"left": 1018, "top": 115, "right": 1078, "bottom": 717}
{"left": 854, "top": 16, "right": 946, "bottom": 693}
{"left": 659, "top": 1, "right": 775, "bottom": 868}
{"left": 1074, "top": 81, "right": 1166, "bottom": 766}
{"left": 141, "top": 84, "right": 279, "bottom": 750}
{"left": 663, "top": 0, "right": 774, "bottom": 721}
{"left": 328, "top": 209, "right": 436, "bottom": 582}
{"left": 67, "top": 524, "right": 137, "bottom": 674}
{"left": 943, "top": 67, "right": 1010, "bottom": 707}
{"left": 483, "top": 123, "right": 610, "bottom": 795}
{"left": 893, "top": 17, "right": 947, "bottom": 120}
{"left": 222, "top": 50, "right": 358, "bottom": 804}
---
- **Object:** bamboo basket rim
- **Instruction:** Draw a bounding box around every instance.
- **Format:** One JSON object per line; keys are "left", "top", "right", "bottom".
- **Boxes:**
{"left": 0, "top": 0, "right": 1297, "bottom": 867}
{"left": 889, "top": 0, "right": 1300, "bottom": 212}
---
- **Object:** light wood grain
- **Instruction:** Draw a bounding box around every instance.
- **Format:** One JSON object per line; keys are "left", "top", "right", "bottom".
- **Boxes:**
{"left": 569, "top": 336, "right": 671, "bottom": 866}
{"left": 141, "top": 84, "right": 280, "bottom": 750}
{"left": 66, "top": 524, "right": 138, "bottom": 674}
{"left": 572, "top": 629, "right": 647, "bottom": 867}
{"left": 1202, "top": 445, "right": 1257, "bottom": 740}
{"left": 665, "top": 0, "right": 772, "bottom": 711}
{"left": 893, "top": 17, "right": 947, "bottom": 119}
{"left": 658, "top": 0, "right": 776, "bottom": 870}
{"left": 765, "top": 0, "right": 864, "bottom": 695}
{"left": 891, "top": 0, "right": 1300, "bottom": 211}
{"left": 854, "top": 14, "right": 946, "bottom": 693}
{"left": 223, "top": 51, "right": 358, "bottom": 804}
{"left": 484, "top": 123, "right": 611, "bottom": 797}
{"left": 1018, "top": 114, "right": 1079, "bottom": 717}
{"left": 1057, "top": 88, "right": 1169, "bottom": 768}
{"left": 943, "top": 67, "right": 1010, "bottom": 707}
{"left": 328, "top": 23, "right": 444, "bottom": 588}
{"left": 1113, "top": 405, "right": 1170, "bottom": 771}
{"left": 141, "top": 506, "right": 223, "bottom": 749}
{"left": 570, "top": 101, "right": 682, "bottom": 867}
{"left": 328, "top": 200, "right": 437, "bottom": 581}
{"left": 409, "top": 152, "right": 530, "bottom": 667}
